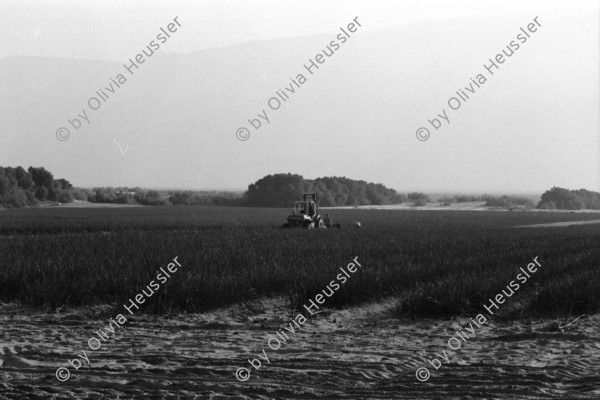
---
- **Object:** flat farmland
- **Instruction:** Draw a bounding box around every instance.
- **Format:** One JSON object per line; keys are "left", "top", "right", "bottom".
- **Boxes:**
{"left": 1, "top": 206, "right": 600, "bottom": 316}
{"left": 1, "top": 206, "right": 600, "bottom": 399}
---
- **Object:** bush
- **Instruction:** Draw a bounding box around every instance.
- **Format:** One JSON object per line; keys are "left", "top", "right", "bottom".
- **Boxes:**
{"left": 538, "top": 201, "right": 557, "bottom": 210}
{"left": 72, "top": 189, "right": 88, "bottom": 201}
{"left": 4, "top": 187, "right": 28, "bottom": 208}
{"left": 408, "top": 192, "right": 431, "bottom": 203}
{"left": 58, "top": 191, "right": 74, "bottom": 203}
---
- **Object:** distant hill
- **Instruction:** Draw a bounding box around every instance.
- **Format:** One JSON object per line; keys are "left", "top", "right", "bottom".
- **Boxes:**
{"left": 1, "top": 12, "right": 596, "bottom": 191}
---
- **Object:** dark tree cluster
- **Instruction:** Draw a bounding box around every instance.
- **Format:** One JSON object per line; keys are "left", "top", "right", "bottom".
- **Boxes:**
{"left": 0, "top": 166, "right": 74, "bottom": 208}
{"left": 245, "top": 173, "right": 306, "bottom": 207}
{"left": 538, "top": 187, "right": 600, "bottom": 210}
{"left": 244, "top": 173, "right": 406, "bottom": 207}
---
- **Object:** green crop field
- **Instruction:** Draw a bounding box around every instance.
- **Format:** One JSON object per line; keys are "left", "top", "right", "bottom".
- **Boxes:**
{"left": 1, "top": 206, "right": 599, "bottom": 319}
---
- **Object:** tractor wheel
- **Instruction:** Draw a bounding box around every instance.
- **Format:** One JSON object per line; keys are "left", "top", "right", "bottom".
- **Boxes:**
{"left": 317, "top": 218, "right": 325, "bottom": 229}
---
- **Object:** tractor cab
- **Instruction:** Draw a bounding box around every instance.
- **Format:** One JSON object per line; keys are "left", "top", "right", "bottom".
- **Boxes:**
{"left": 294, "top": 195, "right": 316, "bottom": 217}
{"left": 284, "top": 193, "right": 325, "bottom": 228}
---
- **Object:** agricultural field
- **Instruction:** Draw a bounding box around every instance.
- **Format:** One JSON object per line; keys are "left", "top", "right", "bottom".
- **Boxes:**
{"left": 1, "top": 206, "right": 600, "bottom": 399}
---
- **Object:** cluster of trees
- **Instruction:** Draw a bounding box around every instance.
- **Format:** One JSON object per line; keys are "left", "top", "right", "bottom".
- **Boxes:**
{"left": 75, "top": 187, "right": 244, "bottom": 206}
{"left": 0, "top": 172, "right": 245, "bottom": 208}
{"left": 82, "top": 187, "right": 166, "bottom": 205}
{"left": 0, "top": 166, "right": 74, "bottom": 208}
{"left": 538, "top": 187, "right": 600, "bottom": 210}
{"left": 245, "top": 173, "right": 406, "bottom": 207}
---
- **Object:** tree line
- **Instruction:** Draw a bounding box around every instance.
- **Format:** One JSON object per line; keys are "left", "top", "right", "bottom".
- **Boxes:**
{"left": 0, "top": 166, "right": 74, "bottom": 208}
{"left": 82, "top": 187, "right": 243, "bottom": 206}
{"left": 439, "top": 188, "right": 600, "bottom": 210}
{"left": 2, "top": 167, "right": 599, "bottom": 211}
{"left": 438, "top": 194, "right": 535, "bottom": 208}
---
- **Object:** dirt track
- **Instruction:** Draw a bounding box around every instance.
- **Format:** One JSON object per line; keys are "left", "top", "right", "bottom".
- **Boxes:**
{"left": 1, "top": 300, "right": 599, "bottom": 399}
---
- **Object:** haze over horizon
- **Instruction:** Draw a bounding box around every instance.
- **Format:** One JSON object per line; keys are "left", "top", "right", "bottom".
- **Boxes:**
{"left": 1, "top": 0, "right": 598, "bottom": 194}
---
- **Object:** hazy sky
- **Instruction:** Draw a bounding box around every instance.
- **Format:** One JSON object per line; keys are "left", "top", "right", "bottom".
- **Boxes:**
{"left": 1, "top": 0, "right": 599, "bottom": 193}
{"left": 0, "top": 0, "right": 595, "bottom": 61}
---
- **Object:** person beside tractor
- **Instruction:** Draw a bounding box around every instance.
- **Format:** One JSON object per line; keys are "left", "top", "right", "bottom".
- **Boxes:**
{"left": 324, "top": 213, "right": 332, "bottom": 228}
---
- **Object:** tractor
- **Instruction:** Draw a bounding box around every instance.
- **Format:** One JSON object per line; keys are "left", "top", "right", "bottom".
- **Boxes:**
{"left": 282, "top": 193, "right": 326, "bottom": 229}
